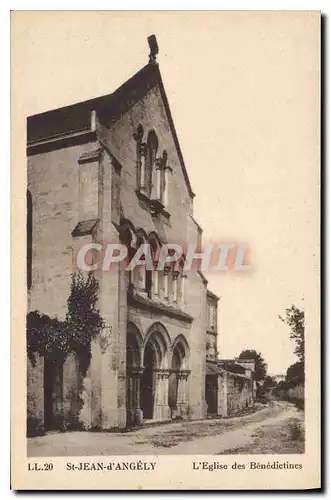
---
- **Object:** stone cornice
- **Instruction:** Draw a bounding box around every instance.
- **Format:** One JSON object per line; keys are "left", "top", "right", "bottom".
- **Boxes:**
{"left": 128, "top": 292, "right": 193, "bottom": 323}
{"left": 135, "top": 190, "right": 171, "bottom": 220}
{"left": 78, "top": 147, "right": 103, "bottom": 164}
{"left": 27, "top": 129, "right": 97, "bottom": 156}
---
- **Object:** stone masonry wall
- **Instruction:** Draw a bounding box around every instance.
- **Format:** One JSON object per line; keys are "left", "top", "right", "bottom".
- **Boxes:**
{"left": 27, "top": 76, "right": 208, "bottom": 429}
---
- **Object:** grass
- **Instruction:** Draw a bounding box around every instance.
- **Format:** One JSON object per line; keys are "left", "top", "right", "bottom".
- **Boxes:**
{"left": 222, "top": 414, "right": 305, "bottom": 454}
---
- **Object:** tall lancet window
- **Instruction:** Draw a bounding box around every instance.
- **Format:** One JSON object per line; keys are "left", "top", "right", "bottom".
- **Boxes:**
{"left": 146, "top": 130, "right": 158, "bottom": 198}
{"left": 161, "top": 150, "right": 168, "bottom": 205}
{"left": 134, "top": 124, "right": 145, "bottom": 191}
{"left": 27, "top": 190, "right": 32, "bottom": 290}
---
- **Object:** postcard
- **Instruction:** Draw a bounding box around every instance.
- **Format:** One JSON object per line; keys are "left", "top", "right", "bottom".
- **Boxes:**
{"left": 11, "top": 11, "right": 320, "bottom": 490}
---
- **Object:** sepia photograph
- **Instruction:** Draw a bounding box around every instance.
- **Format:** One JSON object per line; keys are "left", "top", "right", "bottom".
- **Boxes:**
{"left": 11, "top": 10, "right": 320, "bottom": 489}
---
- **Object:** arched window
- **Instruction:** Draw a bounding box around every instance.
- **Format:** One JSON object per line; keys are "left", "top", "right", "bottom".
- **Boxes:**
{"left": 134, "top": 124, "right": 144, "bottom": 190}
{"left": 161, "top": 151, "right": 168, "bottom": 205}
{"left": 130, "top": 232, "right": 150, "bottom": 295}
{"left": 146, "top": 130, "right": 158, "bottom": 197}
{"left": 27, "top": 190, "right": 32, "bottom": 289}
{"left": 148, "top": 233, "right": 161, "bottom": 299}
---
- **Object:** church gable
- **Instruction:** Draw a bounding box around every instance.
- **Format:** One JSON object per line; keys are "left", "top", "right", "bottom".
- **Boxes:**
{"left": 101, "top": 77, "right": 193, "bottom": 232}
{"left": 27, "top": 59, "right": 195, "bottom": 203}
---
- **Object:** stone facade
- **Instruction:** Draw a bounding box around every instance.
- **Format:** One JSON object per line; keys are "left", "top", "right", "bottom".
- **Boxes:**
{"left": 26, "top": 53, "right": 219, "bottom": 433}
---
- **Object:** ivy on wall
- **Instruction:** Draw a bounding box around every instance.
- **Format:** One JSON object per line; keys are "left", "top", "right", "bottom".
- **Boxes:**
{"left": 27, "top": 272, "right": 104, "bottom": 374}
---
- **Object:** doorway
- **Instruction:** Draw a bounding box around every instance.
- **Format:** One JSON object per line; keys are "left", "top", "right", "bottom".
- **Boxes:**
{"left": 140, "top": 342, "right": 156, "bottom": 419}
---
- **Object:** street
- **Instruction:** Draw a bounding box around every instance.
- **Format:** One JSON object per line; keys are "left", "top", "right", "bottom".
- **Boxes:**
{"left": 28, "top": 401, "right": 304, "bottom": 457}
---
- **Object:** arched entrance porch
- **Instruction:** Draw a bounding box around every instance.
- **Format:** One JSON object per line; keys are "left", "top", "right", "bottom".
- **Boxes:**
{"left": 126, "top": 324, "right": 143, "bottom": 427}
{"left": 140, "top": 324, "right": 171, "bottom": 422}
{"left": 169, "top": 336, "right": 190, "bottom": 419}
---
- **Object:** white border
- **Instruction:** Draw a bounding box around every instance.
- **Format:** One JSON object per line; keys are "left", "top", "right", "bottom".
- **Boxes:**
{"left": 4, "top": 2, "right": 328, "bottom": 498}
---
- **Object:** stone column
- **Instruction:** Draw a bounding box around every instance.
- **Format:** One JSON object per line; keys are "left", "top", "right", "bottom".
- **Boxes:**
{"left": 154, "top": 370, "right": 170, "bottom": 421}
{"left": 172, "top": 271, "right": 179, "bottom": 303}
{"left": 163, "top": 267, "right": 170, "bottom": 300}
{"left": 126, "top": 374, "right": 134, "bottom": 427}
{"left": 162, "top": 371, "right": 170, "bottom": 421}
{"left": 154, "top": 371, "right": 163, "bottom": 421}
{"left": 132, "top": 368, "right": 143, "bottom": 425}
{"left": 180, "top": 273, "right": 187, "bottom": 308}
{"left": 152, "top": 262, "right": 159, "bottom": 300}
{"left": 178, "top": 371, "right": 190, "bottom": 418}
{"left": 135, "top": 264, "right": 146, "bottom": 294}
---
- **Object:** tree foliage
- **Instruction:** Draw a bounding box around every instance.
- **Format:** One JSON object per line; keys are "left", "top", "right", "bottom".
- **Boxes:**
{"left": 26, "top": 311, "right": 68, "bottom": 365}
{"left": 66, "top": 272, "right": 104, "bottom": 351}
{"left": 285, "top": 361, "right": 304, "bottom": 387}
{"left": 262, "top": 375, "right": 276, "bottom": 392}
{"left": 279, "top": 305, "right": 305, "bottom": 363}
{"left": 237, "top": 349, "right": 268, "bottom": 382}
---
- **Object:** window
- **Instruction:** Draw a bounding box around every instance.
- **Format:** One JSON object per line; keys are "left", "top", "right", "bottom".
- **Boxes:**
{"left": 148, "top": 234, "right": 160, "bottom": 299}
{"left": 132, "top": 235, "right": 147, "bottom": 294}
{"left": 135, "top": 126, "right": 171, "bottom": 216}
{"left": 160, "top": 150, "right": 168, "bottom": 206}
{"left": 134, "top": 124, "right": 144, "bottom": 190}
{"left": 146, "top": 130, "right": 158, "bottom": 198}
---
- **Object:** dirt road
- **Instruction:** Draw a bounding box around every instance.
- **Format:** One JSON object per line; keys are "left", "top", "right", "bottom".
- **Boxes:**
{"left": 28, "top": 401, "right": 304, "bottom": 457}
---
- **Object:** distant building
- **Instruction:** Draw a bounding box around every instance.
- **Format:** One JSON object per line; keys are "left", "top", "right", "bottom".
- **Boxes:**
{"left": 274, "top": 374, "right": 286, "bottom": 384}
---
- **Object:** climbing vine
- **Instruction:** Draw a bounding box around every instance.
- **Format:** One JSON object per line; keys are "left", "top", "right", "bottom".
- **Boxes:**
{"left": 65, "top": 271, "right": 104, "bottom": 374}
{"left": 27, "top": 272, "right": 104, "bottom": 374}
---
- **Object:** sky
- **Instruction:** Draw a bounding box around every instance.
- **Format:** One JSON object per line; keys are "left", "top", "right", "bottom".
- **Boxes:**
{"left": 13, "top": 11, "right": 320, "bottom": 375}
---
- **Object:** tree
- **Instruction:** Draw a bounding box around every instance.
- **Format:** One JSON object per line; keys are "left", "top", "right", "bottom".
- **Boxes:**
{"left": 262, "top": 375, "right": 276, "bottom": 392}
{"left": 237, "top": 349, "right": 268, "bottom": 382}
{"left": 286, "top": 361, "right": 304, "bottom": 387}
{"left": 279, "top": 305, "right": 305, "bottom": 364}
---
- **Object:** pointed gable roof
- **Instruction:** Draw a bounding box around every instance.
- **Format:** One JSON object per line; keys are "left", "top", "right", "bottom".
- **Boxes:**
{"left": 27, "top": 61, "right": 195, "bottom": 198}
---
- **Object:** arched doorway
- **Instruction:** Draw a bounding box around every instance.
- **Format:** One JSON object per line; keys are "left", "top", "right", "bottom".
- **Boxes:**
{"left": 169, "top": 337, "right": 190, "bottom": 419}
{"left": 168, "top": 344, "right": 183, "bottom": 411}
{"left": 140, "top": 325, "right": 171, "bottom": 422}
{"left": 140, "top": 342, "right": 157, "bottom": 419}
{"left": 126, "top": 325, "right": 143, "bottom": 426}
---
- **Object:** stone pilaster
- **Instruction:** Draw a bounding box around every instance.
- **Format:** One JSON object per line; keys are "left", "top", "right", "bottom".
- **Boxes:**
{"left": 77, "top": 148, "right": 101, "bottom": 222}
{"left": 154, "top": 370, "right": 170, "bottom": 421}
{"left": 217, "top": 372, "right": 228, "bottom": 417}
{"left": 127, "top": 368, "right": 143, "bottom": 426}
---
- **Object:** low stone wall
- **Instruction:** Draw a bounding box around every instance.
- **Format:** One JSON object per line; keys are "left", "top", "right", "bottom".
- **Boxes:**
{"left": 216, "top": 371, "right": 254, "bottom": 418}
{"left": 27, "top": 355, "right": 44, "bottom": 435}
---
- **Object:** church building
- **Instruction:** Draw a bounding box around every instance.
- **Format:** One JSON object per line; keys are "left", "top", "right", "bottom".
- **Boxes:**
{"left": 26, "top": 36, "right": 253, "bottom": 434}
